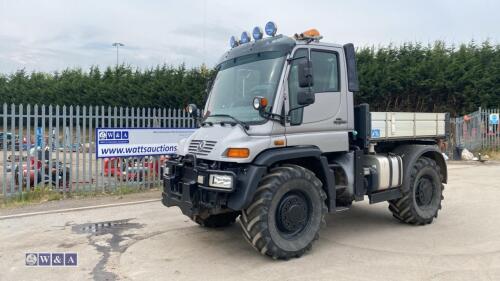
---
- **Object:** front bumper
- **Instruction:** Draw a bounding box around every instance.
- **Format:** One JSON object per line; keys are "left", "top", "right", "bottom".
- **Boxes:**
{"left": 162, "top": 155, "right": 266, "bottom": 216}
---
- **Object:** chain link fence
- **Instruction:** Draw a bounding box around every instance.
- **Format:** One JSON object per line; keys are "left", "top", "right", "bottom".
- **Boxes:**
{"left": 1, "top": 103, "right": 195, "bottom": 198}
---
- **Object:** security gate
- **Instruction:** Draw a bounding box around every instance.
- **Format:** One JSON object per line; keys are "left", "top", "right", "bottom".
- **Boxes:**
{"left": 450, "top": 107, "right": 500, "bottom": 156}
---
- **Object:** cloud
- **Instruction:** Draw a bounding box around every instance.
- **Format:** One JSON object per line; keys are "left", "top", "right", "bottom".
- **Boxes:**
{"left": 0, "top": 0, "right": 499, "bottom": 73}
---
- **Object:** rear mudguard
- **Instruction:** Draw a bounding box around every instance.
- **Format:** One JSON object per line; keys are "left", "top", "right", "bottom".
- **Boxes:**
{"left": 391, "top": 144, "right": 447, "bottom": 194}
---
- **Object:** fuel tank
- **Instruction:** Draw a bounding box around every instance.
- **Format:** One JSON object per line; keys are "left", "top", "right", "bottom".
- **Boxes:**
{"left": 364, "top": 154, "right": 403, "bottom": 190}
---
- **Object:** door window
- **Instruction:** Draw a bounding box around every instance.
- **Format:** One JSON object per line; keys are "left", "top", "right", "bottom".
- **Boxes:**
{"left": 310, "top": 50, "right": 340, "bottom": 93}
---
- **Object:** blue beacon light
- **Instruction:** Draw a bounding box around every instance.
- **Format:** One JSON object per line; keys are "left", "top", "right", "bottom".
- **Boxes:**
{"left": 240, "top": 31, "right": 251, "bottom": 44}
{"left": 230, "top": 36, "right": 239, "bottom": 48}
{"left": 252, "top": 26, "right": 263, "bottom": 40}
{"left": 265, "top": 21, "right": 277, "bottom": 36}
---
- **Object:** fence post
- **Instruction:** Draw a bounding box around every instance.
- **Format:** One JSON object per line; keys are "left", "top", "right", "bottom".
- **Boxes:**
{"left": 151, "top": 108, "right": 156, "bottom": 187}
{"left": 41, "top": 105, "right": 46, "bottom": 190}
{"left": 10, "top": 104, "right": 15, "bottom": 194}
{"left": 494, "top": 108, "right": 500, "bottom": 150}
{"left": 113, "top": 106, "right": 118, "bottom": 191}
{"left": 119, "top": 106, "right": 124, "bottom": 185}
{"left": 18, "top": 104, "right": 23, "bottom": 196}
{"left": 48, "top": 105, "right": 53, "bottom": 194}
{"left": 69, "top": 105, "right": 74, "bottom": 192}
{"left": 141, "top": 107, "right": 146, "bottom": 188}
{"left": 25, "top": 104, "right": 31, "bottom": 191}
{"left": 75, "top": 105, "right": 80, "bottom": 192}
{"left": 486, "top": 108, "right": 490, "bottom": 150}
{"left": 106, "top": 106, "right": 112, "bottom": 191}
{"left": 82, "top": 105, "right": 86, "bottom": 191}
{"left": 33, "top": 104, "right": 38, "bottom": 188}
{"left": 56, "top": 105, "right": 62, "bottom": 193}
{"left": 478, "top": 107, "right": 483, "bottom": 149}
{"left": 88, "top": 106, "right": 93, "bottom": 192}
{"left": 2, "top": 103, "right": 7, "bottom": 197}
{"left": 100, "top": 105, "right": 105, "bottom": 192}
{"left": 62, "top": 105, "right": 67, "bottom": 193}
{"left": 125, "top": 107, "right": 130, "bottom": 189}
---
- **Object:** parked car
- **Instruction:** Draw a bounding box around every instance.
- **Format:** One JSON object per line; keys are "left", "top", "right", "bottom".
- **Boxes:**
{"left": 21, "top": 136, "right": 36, "bottom": 150}
{"left": 103, "top": 156, "right": 168, "bottom": 181}
{"left": 13, "top": 147, "right": 71, "bottom": 190}
{"left": 0, "top": 132, "right": 20, "bottom": 149}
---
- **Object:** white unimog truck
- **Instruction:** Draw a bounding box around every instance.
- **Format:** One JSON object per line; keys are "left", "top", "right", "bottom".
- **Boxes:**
{"left": 162, "top": 22, "right": 449, "bottom": 259}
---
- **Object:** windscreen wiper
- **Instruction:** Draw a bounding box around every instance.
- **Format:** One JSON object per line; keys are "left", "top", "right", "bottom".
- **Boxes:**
{"left": 207, "top": 114, "right": 250, "bottom": 131}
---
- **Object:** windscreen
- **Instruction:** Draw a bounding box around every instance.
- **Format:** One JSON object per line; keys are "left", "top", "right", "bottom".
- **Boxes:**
{"left": 205, "top": 51, "right": 286, "bottom": 123}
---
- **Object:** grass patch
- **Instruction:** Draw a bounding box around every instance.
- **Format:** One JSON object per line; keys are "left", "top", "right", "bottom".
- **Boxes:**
{"left": 0, "top": 186, "right": 63, "bottom": 208}
{"left": 66, "top": 185, "right": 159, "bottom": 199}
{"left": 1, "top": 184, "right": 160, "bottom": 209}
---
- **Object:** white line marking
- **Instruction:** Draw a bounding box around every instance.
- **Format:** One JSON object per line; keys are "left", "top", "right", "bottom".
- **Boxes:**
{"left": 0, "top": 199, "right": 160, "bottom": 220}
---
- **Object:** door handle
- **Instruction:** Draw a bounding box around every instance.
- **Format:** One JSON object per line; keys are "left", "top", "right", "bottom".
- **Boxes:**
{"left": 334, "top": 118, "right": 347, "bottom": 124}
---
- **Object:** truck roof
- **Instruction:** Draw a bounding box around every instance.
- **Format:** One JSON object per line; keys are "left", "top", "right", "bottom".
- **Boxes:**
{"left": 217, "top": 35, "right": 344, "bottom": 66}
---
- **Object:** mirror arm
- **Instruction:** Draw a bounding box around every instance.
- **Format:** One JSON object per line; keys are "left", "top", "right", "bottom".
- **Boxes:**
{"left": 286, "top": 105, "right": 308, "bottom": 122}
{"left": 286, "top": 89, "right": 314, "bottom": 122}
{"left": 286, "top": 55, "right": 307, "bottom": 64}
{"left": 258, "top": 109, "right": 285, "bottom": 124}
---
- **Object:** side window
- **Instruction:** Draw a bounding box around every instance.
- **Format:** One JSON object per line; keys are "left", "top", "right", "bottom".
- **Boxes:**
{"left": 311, "top": 50, "right": 339, "bottom": 93}
{"left": 288, "top": 48, "right": 308, "bottom": 125}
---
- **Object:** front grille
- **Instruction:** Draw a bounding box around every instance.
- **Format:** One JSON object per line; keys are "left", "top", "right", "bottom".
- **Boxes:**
{"left": 188, "top": 140, "right": 217, "bottom": 156}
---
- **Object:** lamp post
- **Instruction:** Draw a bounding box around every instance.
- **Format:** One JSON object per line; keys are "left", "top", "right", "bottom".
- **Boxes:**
{"left": 112, "top": 42, "right": 125, "bottom": 66}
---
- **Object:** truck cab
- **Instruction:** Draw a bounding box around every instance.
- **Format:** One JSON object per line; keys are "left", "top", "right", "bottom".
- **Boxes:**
{"left": 162, "top": 22, "right": 447, "bottom": 260}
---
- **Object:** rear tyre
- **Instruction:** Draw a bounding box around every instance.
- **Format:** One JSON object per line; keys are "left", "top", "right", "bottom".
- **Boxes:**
{"left": 192, "top": 212, "right": 240, "bottom": 228}
{"left": 389, "top": 157, "right": 444, "bottom": 225}
{"left": 240, "top": 164, "right": 327, "bottom": 260}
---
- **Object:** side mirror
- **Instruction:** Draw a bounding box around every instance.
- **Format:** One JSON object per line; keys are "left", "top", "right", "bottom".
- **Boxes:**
{"left": 186, "top": 104, "right": 199, "bottom": 118}
{"left": 252, "top": 96, "right": 268, "bottom": 112}
{"left": 298, "top": 59, "right": 313, "bottom": 88}
{"left": 297, "top": 91, "right": 315, "bottom": 106}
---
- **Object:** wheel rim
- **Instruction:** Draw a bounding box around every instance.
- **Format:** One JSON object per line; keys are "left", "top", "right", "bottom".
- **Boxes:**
{"left": 415, "top": 176, "right": 435, "bottom": 207}
{"left": 276, "top": 191, "right": 311, "bottom": 238}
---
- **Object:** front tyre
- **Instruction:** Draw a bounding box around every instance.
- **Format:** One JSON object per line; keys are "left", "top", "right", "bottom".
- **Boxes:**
{"left": 240, "top": 164, "right": 327, "bottom": 260}
{"left": 389, "top": 157, "right": 444, "bottom": 225}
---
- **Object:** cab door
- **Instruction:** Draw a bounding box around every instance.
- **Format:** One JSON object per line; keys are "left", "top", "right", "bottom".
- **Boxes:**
{"left": 284, "top": 46, "right": 349, "bottom": 152}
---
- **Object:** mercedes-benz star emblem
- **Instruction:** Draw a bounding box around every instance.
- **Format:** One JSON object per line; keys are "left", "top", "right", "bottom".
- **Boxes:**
{"left": 196, "top": 141, "right": 206, "bottom": 152}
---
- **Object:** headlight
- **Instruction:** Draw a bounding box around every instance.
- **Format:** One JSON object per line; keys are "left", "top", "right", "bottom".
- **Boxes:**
{"left": 209, "top": 174, "right": 233, "bottom": 189}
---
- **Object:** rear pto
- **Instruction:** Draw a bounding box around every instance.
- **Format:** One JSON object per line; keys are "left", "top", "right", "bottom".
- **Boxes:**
{"left": 162, "top": 22, "right": 447, "bottom": 259}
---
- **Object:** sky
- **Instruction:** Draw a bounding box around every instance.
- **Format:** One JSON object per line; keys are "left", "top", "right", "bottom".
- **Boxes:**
{"left": 0, "top": 0, "right": 499, "bottom": 73}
